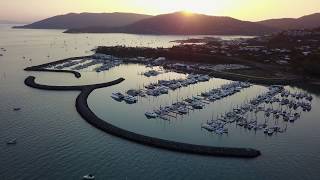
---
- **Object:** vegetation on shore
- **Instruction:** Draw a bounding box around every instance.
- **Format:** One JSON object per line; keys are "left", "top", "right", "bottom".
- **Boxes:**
{"left": 96, "top": 27, "right": 320, "bottom": 81}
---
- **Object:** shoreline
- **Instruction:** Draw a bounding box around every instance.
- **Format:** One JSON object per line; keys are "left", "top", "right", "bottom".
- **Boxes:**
{"left": 24, "top": 76, "right": 261, "bottom": 158}
{"left": 171, "top": 67, "right": 304, "bottom": 85}
{"left": 25, "top": 55, "right": 308, "bottom": 86}
{"left": 209, "top": 70, "right": 303, "bottom": 85}
{"left": 95, "top": 46, "right": 320, "bottom": 85}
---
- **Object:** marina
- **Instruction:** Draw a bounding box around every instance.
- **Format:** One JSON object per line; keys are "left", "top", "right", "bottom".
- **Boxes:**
{"left": 201, "top": 85, "right": 313, "bottom": 135}
{"left": 24, "top": 52, "right": 315, "bottom": 140}
{"left": 145, "top": 81, "right": 251, "bottom": 121}
{"left": 120, "top": 74, "right": 211, "bottom": 99}
{"left": 24, "top": 76, "right": 261, "bottom": 158}
{"left": 42, "top": 54, "right": 123, "bottom": 73}
{"left": 1, "top": 24, "right": 320, "bottom": 179}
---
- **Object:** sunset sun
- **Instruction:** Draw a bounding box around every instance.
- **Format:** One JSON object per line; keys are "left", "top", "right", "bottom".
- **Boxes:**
{"left": 165, "top": 0, "right": 216, "bottom": 15}
{"left": 181, "top": 10, "right": 195, "bottom": 16}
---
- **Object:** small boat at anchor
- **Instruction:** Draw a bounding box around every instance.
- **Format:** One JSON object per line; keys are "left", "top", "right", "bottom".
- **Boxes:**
{"left": 6, "top": 138, "right": 17, "bottom": 145}
{"left": 83, "top": 174, "right": 95, "bottom": 180}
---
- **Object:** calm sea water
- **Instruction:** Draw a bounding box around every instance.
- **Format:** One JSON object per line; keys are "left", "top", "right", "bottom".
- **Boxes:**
{"left": 0, "top": 24, "right": 320, "bottom": 180}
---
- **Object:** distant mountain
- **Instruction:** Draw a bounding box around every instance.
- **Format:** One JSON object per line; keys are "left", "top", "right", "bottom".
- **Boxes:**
{"left": 66, "top": 12, "right": 277, "bottom": 35}
{"left": 258, "top": 13, "right": 320, "bottom": 30}
{"left": 13, "top": 12, "right": 152, "bottom": 29}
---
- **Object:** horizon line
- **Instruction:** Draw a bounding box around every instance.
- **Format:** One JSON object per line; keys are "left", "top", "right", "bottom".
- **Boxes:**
{"left": 3, "top": 10, "right": 320, "bottom": 24}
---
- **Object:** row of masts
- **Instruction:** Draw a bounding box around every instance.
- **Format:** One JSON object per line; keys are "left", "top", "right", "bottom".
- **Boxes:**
{"left": 202, "top": 85, "right": 313, "bottom": 136}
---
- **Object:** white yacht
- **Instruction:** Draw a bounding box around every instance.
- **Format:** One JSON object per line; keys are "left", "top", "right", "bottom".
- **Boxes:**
{"left": 111, "top": 92, "right": 124, "bottom": 101}
{"left": 267, "top": 128, "right": 274, "bottom": 136}
{"left": 158, "top": 86, "right": 169, "bottom": 94}
{"left": 191, "top": 101, "right": 204, "bottom": 109}
{"left": 145, "top": 112, "right": 158, "bottom": 118}
{"left": 6, "top": 138, "right": 17, "bottom": 145}
{"left": 201, "top": 123, "right": 214, "bottom": 132}
{"left": 124, "top": 95, "right": 138, "bottom": 104}
{"left": 177, "top": 107, "right": 188, "bottom": 114}
{"left": 83, "top": 174, "right": 95, "bottom": 180}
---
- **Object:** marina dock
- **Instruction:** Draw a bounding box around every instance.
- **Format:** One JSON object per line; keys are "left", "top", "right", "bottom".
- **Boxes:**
{"left": 24, "top": 75, "right": 261, "bottom": 158}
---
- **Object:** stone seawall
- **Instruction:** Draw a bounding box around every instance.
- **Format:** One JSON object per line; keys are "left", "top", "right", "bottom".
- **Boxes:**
{"left": 25, "top": 76, "right": 261, "bottom": 158}
{"left": 24, "top": 56, "right": 91, "bottom": 78}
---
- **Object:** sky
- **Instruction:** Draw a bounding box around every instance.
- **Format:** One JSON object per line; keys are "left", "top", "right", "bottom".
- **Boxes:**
{"left": 0, "top": 0, "right": 320, "bottom": 23}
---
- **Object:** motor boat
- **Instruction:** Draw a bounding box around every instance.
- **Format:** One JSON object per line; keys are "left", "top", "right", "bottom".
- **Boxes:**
{"left": 124, "top": 95, "right": 138, "bottom": 104}
{"left": 83, "top": 174, "right": 95, "bottom": 180}
{"left": 267, "top": 128, "right": 274, "bottom": 136}
{"left": 201, "top": 123, "right": 214, "bottom": 132}
{"left": 158, "top": 86, "right": 169, "bottom": 94}
{"left": 6, "top": 138, "right": 17, "bottom": 145}
{"left": 13, "top": 108, "right": 21, "bottom": 111}
{"left": 111, "top": 92, "right": 124, "bottom": 101}
{"left": 177, "top": 107, "right": 188, "bottom": 114}
{"left": 145, "top": 112, "right": 158, "bottom": 118}
{"left": 191, "top": 101, "right": 204, "bottom": 109}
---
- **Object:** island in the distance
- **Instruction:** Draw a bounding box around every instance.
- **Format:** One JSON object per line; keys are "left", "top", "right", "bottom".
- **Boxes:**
{"left": 14, "top": 11, "right": 320, "bottom": 36}
{"left": 64, "top": 12, "right": 276, "bottom": 35}
{"left": 64, "top": 12, "right": 320, "bottom": 35}
{"left": 13, "top": 12, "right": 152, "bottom": 29}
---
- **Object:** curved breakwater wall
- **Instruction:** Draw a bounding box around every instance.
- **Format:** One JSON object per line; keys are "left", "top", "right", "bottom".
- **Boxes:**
{"left": 24, "top": 56, "right": 91, "bottom": 78}
{"left": 24, "top": 76, "right": 261, "bottom": 158}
